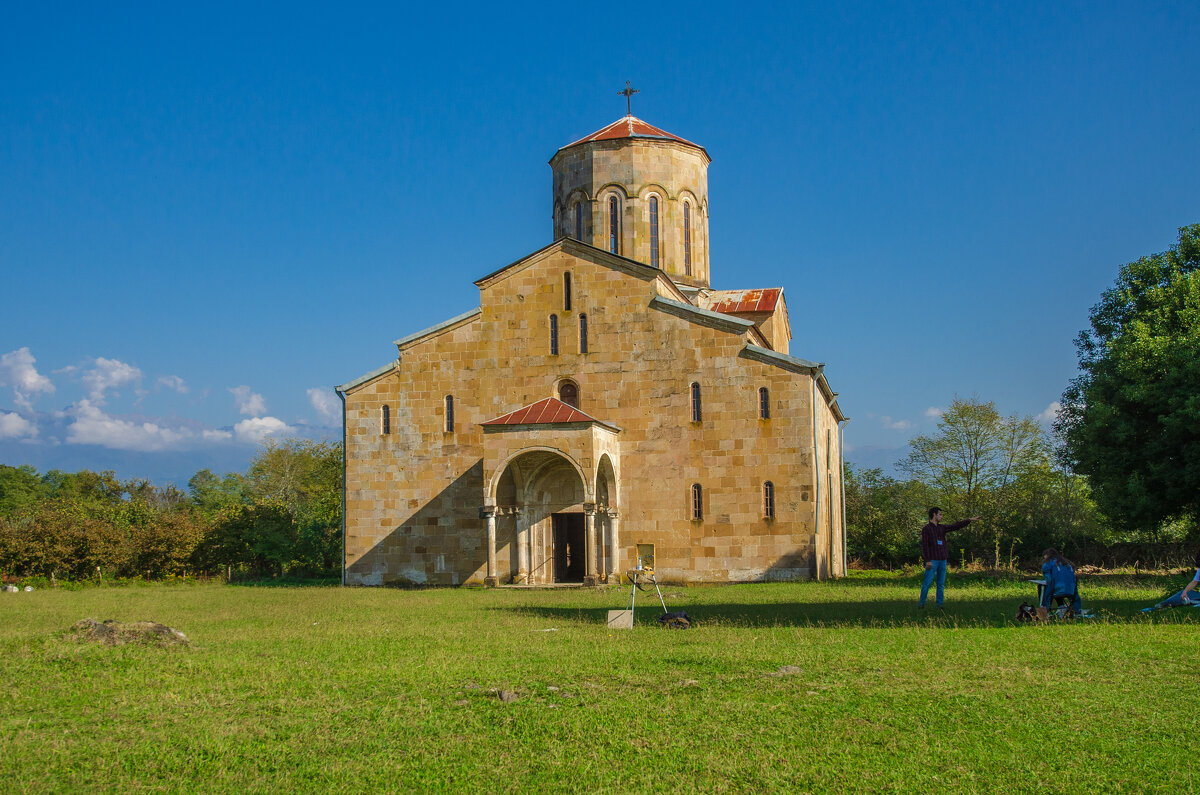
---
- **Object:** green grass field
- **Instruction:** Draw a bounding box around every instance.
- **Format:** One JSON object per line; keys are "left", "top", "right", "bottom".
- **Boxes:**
{"left": 3, "top": 571, "right": 1197, "bottom": 793}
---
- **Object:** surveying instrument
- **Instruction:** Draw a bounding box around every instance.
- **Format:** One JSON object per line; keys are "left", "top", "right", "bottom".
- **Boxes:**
{"left": 627, "top": 560, "right": 668, "bottom": 618}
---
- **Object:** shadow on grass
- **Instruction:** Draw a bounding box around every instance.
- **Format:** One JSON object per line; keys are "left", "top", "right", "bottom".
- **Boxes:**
{"left": 502, "top": 595, "right": 1200, "bottom": 629}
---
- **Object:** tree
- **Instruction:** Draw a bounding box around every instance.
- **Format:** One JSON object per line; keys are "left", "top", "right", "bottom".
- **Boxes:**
{"left": 900, "top": 397, "right": 1053, "bottom": 566}
{"left": 844, "top": 465, "right": 930, "bottom": 565}
{"left": 1057, "top": 224, "right": 1200, "bottom": 530}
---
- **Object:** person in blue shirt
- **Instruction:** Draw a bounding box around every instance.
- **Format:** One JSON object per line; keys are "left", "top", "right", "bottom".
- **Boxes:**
{"left": 1180, "top": 549, "right": 1200, "bottom": 604}
{"left": 1041, "top": 548, "right": 1083, "bottom": 615}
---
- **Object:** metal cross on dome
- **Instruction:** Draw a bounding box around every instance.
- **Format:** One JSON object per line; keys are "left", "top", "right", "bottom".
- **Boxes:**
{"left": 619, "top": 81, "right": 639, "bottom": 116}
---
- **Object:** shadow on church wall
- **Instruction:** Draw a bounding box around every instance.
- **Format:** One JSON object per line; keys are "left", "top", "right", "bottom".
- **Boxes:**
{"left": 347, "top": 460, "right": 501, "bottom": 586}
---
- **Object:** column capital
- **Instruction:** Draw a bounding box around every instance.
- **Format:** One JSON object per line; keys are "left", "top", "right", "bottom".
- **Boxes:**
{"left": 479, "top": 506, "right": 495, "bottom": 519}
{"left": 583, "top": 502, "right": 597, "bottom": 515}
{"left": 605, "top": 509, "right": 619, "bottom": 519}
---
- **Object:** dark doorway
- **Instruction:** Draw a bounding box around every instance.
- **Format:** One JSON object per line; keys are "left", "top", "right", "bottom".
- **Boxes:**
{"left": 553, "top": 513, "right": 586, "bottom": 583}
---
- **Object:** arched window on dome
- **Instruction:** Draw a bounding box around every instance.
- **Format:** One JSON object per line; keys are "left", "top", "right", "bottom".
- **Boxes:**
{"left": 608, "top": 196, "right": 620, "bottom": 254}
{"left": 559, "top": 381, "right": 579, "bottom": 408}
{"left": 684, "top": 202, "right": 692, "bottom": 276}
{"left": 574, "top": 202, "right": 583, "bottom": 241}
{"left": 649, "top": 196, "right": 660, "bottom": 268}
{"left": 549, "top": 314, "right": 559, "bottom": 355}
{"left": 563, "top": 272, "right": 572, "bottom": 311}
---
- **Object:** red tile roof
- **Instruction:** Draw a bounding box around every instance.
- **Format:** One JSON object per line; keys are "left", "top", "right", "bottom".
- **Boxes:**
{"left": 702, "top": 288, "right": 782, "bottom": 315}
{"left": 560, "top": 115, "right": 706, "bottom": 154}
{"left": 481, "top": 397, "right": 599, "bottom": 426}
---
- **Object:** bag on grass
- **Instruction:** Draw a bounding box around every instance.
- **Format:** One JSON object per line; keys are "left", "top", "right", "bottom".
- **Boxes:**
{"left": 1015, "top": 602, "right": 1038, "bottom": 622}
{"left": 659, "top": 611, "right": 692, "bottom": 629}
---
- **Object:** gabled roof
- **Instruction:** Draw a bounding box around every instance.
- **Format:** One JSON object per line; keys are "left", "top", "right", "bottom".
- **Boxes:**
{"left": 555, "top": 115, "right": 709, "bottom": 159}
{"left": 481, "top": 397, "right": 618, "bottom": 430}
{"left": 701, "top": 288, "right": 782, "bottom": 314}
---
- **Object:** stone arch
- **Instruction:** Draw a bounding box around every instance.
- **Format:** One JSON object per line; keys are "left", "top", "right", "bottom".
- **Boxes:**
{"left": 487, "top": 446, "right": 592, "bottom": 507}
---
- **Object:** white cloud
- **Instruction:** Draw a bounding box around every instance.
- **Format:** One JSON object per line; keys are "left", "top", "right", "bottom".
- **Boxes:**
{"left": 1037, "top": 401, "right": 1062, "bottom": 424}
{"left": 66, "top": 399, "right": 189, "bottom": 452}
{"left": 229, "top": 385, "right": 267, "bottom": 417}
{"left": 880, "top": 415, "right": 913, "bottom": 431}
{"left": 0, "top": 347, "right": 55, "bottom": 410}
{"left": 234, "top": 416, "right": 294, "bottom": 444}
{"left": 157, "top": 375, "right": 188, "bottom": 393}
{"left": 81, "top": 357, "right": 142, "bottom": 403}
{"left": 308, "top": 387, "right": 341, "bottom": 424}
{"left": 924, "top": 406, "right": 944, "bottom": 419}
{"left": 0, "top": 411, "right": 37, "bottom": 439}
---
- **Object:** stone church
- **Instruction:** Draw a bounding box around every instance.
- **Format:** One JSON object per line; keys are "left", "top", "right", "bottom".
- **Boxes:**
{"left": 337, "top": 110, "right": 848, "bottom": 586}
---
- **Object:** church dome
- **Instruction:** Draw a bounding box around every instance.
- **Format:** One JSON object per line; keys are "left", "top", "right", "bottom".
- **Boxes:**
{"left": 550, "top": 115, "right": 711, "bottom": 288}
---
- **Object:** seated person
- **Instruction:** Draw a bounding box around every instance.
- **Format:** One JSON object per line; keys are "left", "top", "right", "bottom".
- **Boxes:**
{"left": 1181, "top": 549, "right": 1200, "bottom": 604}
{"left": 1041, "top": 548, "right": 1083, "bottom": 615}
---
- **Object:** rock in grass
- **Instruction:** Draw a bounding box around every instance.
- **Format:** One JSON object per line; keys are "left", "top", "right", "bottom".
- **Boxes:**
{"left": 70, "top": 618, "right": 189, "bottom": 647}
{"left": 497, "top": 690, "right": 519, "bottom": 703}
{"left": 768, "top": 665, "right": 804, "bottom": 677}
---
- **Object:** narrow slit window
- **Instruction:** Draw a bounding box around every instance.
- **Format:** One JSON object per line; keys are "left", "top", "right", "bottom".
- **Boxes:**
{"left": 649, "top": 196, "right": 659, "bottom": 268}
{"left": 381, "top": 404, "right": 390, "bottom": 435}
{"left": 444, "top": 395, "right": 454, "bottom": 433}
{"left": 763, "top": 481, "right": 775, "bottom": 519}
{"left": 549, "top": 314, "right": 559, "bottom": 355}
{"left": 759, "top": 387, "right": 770, "bottom": 419}
{"left": 579, "top": 313, "right": 588, "bottom": 354}
{"left": 691, "top": 484, "right": 703, "bottom": 520}
{"left": 608, "top": 196, "right": 619, "bottom": 254}
{"left": 559, "top": 382, "right": 578, "bottom": 408}
{"left": 683, "top": 202, "right": 692, "bottom": 275}
{"left": 574, "top": 202, "right": 582, "bottom": 240}
{"left": 690, "top": 382, "right": 702, "bottom": 422}
{"left": 563, "top": 272, "right": 572, "bottom": 311}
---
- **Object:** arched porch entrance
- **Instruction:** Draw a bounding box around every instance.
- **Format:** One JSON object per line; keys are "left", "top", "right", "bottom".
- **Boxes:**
{"left": 482, "top": 447, "right": 620, "bottom": 586}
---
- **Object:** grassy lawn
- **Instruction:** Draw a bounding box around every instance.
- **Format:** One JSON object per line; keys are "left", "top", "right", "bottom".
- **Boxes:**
{"left": 2, "top": 571, "right": 1197, "bottom": 793}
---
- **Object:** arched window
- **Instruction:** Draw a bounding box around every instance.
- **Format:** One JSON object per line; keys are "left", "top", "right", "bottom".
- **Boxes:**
{"left": 563, "top": 272, "right": 572, "bottom": 311}
{"left": 690, "top": 382, "right": 702, "bottom": 422}
{"left": 691, "top": 483, "right": 703, "bottom": 520}
{"left": 381, "top": 404, "right": 390, "bottom": 435}
{"left": 683, "top": 202, "right": 692, "bottom": 276}
{"left": 579, "top": 313, "right": 588, "bottom": 354}
{"left": 444, "top": 395, "right": 454, "bottom": 433}
{"left": 608, "top": 196, "right": 619, "bottom": 254}
{"left": 574, "top": 202, "right": 583, "bottom": 241}
{"left": 759, "top": 387, "right": 770, "bottom": 419}
{"left": 649, "top": 196, "right": 660, "bottom": 268}
{"left": 763, "top": 481, "right": 775, "bottom": 519}
{"left": 549, "top": 314, "right": 559, "bottom": 355}
{"left": 559, "top": 381, "right": 578, "bottom": 408}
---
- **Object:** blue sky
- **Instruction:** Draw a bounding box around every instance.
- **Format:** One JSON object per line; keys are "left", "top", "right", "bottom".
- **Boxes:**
{"left": 2, "top": 2, "right": 1198, "bottom": 485}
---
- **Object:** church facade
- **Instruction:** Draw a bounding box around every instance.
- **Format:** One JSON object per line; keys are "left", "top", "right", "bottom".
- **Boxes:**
{"left": 337, "top": 114, "right": 848, "bottom": 586}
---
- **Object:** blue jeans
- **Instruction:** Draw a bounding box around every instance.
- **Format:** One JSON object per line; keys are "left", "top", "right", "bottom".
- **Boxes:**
{"left": 920, "top": 560, "right": 947, "bottom": 607}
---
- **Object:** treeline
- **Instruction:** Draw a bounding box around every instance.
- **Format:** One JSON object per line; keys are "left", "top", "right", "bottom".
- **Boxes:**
{"left": 0, "top": 439, "right": 341, "bottom": 583}
{"left": 846, "top": 398, "right": 1198, "bottom": 569}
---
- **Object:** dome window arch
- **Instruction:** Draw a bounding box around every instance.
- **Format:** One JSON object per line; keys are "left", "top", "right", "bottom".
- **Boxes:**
{"left": 649, "top": 195, "right": 660, "bottom": 268}
{"left": 683, "top": 202, "right": 692, "bottom": 276}
{"left": 608, "top": 195, "right": 620, "bottom": 255}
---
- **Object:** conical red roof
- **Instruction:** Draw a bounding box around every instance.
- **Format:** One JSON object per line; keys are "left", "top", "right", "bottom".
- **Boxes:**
{"left": 557, "top": 115, "right": 707, "bottom": 157}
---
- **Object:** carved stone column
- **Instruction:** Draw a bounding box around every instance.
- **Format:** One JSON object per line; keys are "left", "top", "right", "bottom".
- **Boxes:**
{"left": 583, "top": 503, "right": 598, "bottom": 586}
{"left": 606, "top": 509, "right": 620, "bottom": 580}
{"left": 483, "top": 508, "right": 497, "bottom": 587}
{"left": 515, "top": 507, "right": 529, "bottom": 583}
